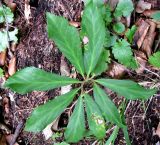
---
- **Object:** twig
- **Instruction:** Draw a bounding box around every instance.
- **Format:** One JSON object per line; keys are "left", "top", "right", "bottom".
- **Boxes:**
{"left": 10, "top": 121, "right": 24, "bottom": 145}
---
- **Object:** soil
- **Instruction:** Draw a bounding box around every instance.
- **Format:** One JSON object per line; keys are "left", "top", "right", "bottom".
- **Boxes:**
{"left": 0, "top": 0, "right": 160, "bottom": 145}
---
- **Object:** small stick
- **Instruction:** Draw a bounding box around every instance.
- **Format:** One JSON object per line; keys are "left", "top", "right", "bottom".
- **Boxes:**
{"left": 10, "top": 121, "right": 24, "bottom": 145}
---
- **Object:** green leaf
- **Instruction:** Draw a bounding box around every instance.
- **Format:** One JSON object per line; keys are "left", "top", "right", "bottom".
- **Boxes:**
{"left": 5, "top": 67, "right": 80, "bottom": 94}
{"left": 104, "top": 30, "right": 117, "bottom": 48}
{"left": 46, "top": 12, "right": 84, "bottom": 77}
{"left": 65, "top": 96, "right": 85, "bottom": 143}
{"left": 9, "top": 28, "right": 18, "bottom": 43}
{"left": 105, "top": 5, "right": 112, "bottom": 25}
{"left": 84, "top": 94, "right": 106, "bottom": 139}
{"left": 93, "top": 84, "right": 123, "bottom": 127}
{"left": 149, "top": 51, "right": 160, "bottom": 68}
{"left": 96, "top": 79, "right": 157, "bottom": 100}
{"left": 0, "top": 30, "right": 8, "bottom": 52}
{"left": 125, "top": 25, "right": 137, "bottom": 43}
{"left": 112, "top": 39, "right": 138, "bottom": 69}
{"left": 92, "top": 50, "right": 110, "bottom": 76}
{"left": 25, "top": 89, "right": 79, "bottom": 132}
{"left": 81, "top": 2, "right": 106, "bottom": 76}
{"left": 0, "top": 6, "right": 14, "bottom": 23}
{"left": 84, "top": 0, "right": 104, "bottom": 6}
{"left": 0, "top": 68, "right": 3, "bottom": 77}
{"left": 0, "top": 29, "right": 18, "bottom": 52}
{"left": 114, "top": 0, "right": 134, "bottom": 17}
{"left": 105, "top": 126, "right": 119, "bottom": 145}
{"left": 113, "top": 22, "right": 125, "bottom": 34}
{"left": 151, "top": 11, "right": 160, "bottom": 21}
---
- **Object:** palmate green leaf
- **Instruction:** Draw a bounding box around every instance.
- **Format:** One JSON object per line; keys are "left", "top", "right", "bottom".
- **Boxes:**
{"left": 84, "top": 0, "right": 104, "bottom": 6}
{"left": 81, "top": 2, "right": 106, "bottom": 76}
{"left": 105, "top": 126, "right": 119, "bottom": 145}
{"left": 92, "top": 50, "right": 110, "bottom": 76}
{"left": 125, "top": 25, "right": 137, "bottom": 43}
{"left": 93, "top": 84, "right": 123, "bottom": 127}
{"left": 112, "top": 39, "right": 138, "bottom": 69}
{"left": 25, "top": 89, "right": 79, "bottom": 132}
{"left": 113, "top": 22, "right": 125, "bottom": 34}
{"left": 84, "top": 94, "right": 106, "bottom": 139}
{"left": 96, "top": 79, "right": 157, "bottom": 100}
{"left": 46, "top": 12, "right": 84, "bottom": 77}
{"left": 65, "top": 96, "right": 85, "bottom": 143}
{"left": 149, "top": 51, "right": 160, "bottom": 68}
{"left": 5, "top": 67, "right": 80, "bottom": 94}
{"left": 114, "top": 0, "right": 134, "bottom": 18}
{"left": 151, "top": 11, "right": 160, "bottom": 21}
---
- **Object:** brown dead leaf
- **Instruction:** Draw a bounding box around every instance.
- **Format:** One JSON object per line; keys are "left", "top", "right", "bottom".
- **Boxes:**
{"left": 0, "top": 135, "right": 7, "bottom": 145}
{"left": 107, "top": 62, "right": 127, "bottom": 79}
{"left": 108, "top": 0, "right": 119, "bottom": 11}
{"left": 136, "top": 0, "right": 151, "bottom": 13}
{"left": 69, "top": 21, "right": 80, "bottom": 28}
{"left": 134, "top": 19, "right": 150, "bottom": 48}
{"left": 11, "top": 43, "right": 17, "bottom": 52}
{"left": 3, "top": 0, "right": 16, "bottom": 12}
{"left": 8, "top": 56, "right": 16, "bottom": 76}
{"left": 0, "top": 51, "right": 7, "bottom": 66}
{"left": 141, "top": 20, "right": 156, "bottom": 57}
{"left": 2, "top": 97, "right": 10, "bottom": 114}
{"left": 60, "top": 56, "right": 71, "bottom": 95}
{"left": 134, "top": 50, "right": 147, "bottom": 73}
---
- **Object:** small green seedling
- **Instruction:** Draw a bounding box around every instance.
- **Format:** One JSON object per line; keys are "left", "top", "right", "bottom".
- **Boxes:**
{"left": 4, "top": 1, "right": 157, "bottom": 144}
{"left": 0, "top": 5, "right": 18, "bottom": 52}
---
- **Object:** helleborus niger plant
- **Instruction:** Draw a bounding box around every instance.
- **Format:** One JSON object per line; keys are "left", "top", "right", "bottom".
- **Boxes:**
{"left": 5, "top": 1, "right": 156, "bottom": 144}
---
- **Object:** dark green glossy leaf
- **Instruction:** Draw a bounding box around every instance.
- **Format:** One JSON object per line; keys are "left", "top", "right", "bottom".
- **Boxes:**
{"left": 81, "top": 2, "right": 106, "bottom": 76}
{"left": 5, "top": 67, "right": 80, "bottom": 94}
{"left": 94, "top": 84, "right": 123, "bottom": 127}
{"left": 92, "top": 50, "right": 110, "bottom": 76}
{"left": 84, "top": 94, "right": 106, "bottom": 139}
{"left": 65, "top": 96, "right": 85, "bottom": 143}
{"left": 105, "top": 126, "right": 119, "bottom": 145}
{"left": 47, "top": 12, "right": 84, "bottom": 76}
{"left": 96, "top": 79, "right": 157, "bottom": 100}
{"left": 25, "top": 89, "right": 79, "bottom": 132}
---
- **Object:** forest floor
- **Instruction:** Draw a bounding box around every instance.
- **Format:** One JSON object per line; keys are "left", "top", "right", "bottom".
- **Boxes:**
{"left": 0, "top": 0, "right": 160, "bottom": 145}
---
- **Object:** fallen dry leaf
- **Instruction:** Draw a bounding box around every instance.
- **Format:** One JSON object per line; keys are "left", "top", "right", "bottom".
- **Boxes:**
{"left": 2, "top": 97, "right": 10, "bottom": 114}
{"left": 8, "top": 56, "right": 16, "bottom": 76}
{"left": 69, "top": 21, "right": 81, "bottom": 28}
{"left": 3, "top": 0, "right": 17, "bottom": 12}
{"left": 136, "top": 0, "right": 151, "bottom": 13}
{"left": 11, "top": 43, "right": 17, "bottom": 52}
{"left": 134, "top": 50, "right": 147, "bottom": 74}
{"left": 141, "top": 20, "right": 156, "bottom": 57}
{"left": 0, "top": 51, "right": 7, "bottom": 66}
{"left": 107, "top": 62, "right": 127, "bottom": 79}
{"left": 0, "top": 134, "right": 7, "bottom": 145}
{"left": 134, "top": 19, "right": 150, "bottom": 48}
{"left": 60, "top": 56, "right": 71, "bottom": 95}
